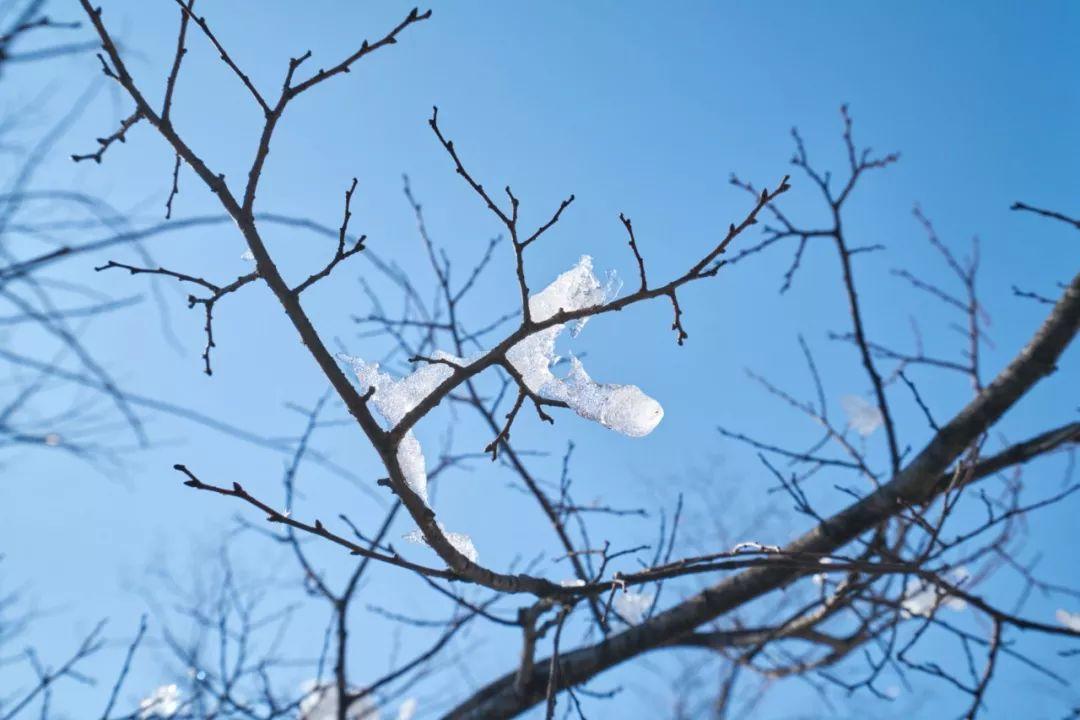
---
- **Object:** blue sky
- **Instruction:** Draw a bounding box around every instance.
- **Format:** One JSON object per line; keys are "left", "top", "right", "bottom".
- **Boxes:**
{"left": 3, "top": 1, "right": 1078, "bottom": 718}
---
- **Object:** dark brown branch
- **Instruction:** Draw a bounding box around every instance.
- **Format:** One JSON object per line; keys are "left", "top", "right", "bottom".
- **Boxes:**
{"left": 293, "top": 177, "right": 365, "bottom": 294}
{"left": 1011, "top": 201, "right": 1080, "bottom": 231}
{"left": 619, "top": 213, "right": 647, "bottom": 291}
{"left": 161, "top": 0, "right": 194, "bottom": 121}
{"left": 172, "top": 464, "right": 454, "bottom": 579}
{"left": 173, "top": 0, "right": 269, "bottom": 114}
{"left": 70, "top": 110, "right": 142, "bottom": 163}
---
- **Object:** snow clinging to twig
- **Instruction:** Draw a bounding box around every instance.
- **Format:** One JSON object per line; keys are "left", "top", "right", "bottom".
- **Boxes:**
{"left": 298, "top": 680, "right": 379, "bottom": 720}
{"left": 397, "top": 698, "right": 418, "bottom": 720}
{"left": 613, "top": 589, "right": 653, "bottom": 624}
{"left": 901, "top": 567, "right": 970, "bottom": 618}
{"left": 139, "top": 684, "right": 180, "bottom": 719}
{"left": 841, "top": 394, "right": 884, "bottom": 437}
{"left": 340, "top": 350, "right": 464, "bottom": 503}
{"left": 507, "top": 255, "right": 664, "bottom": 437}
{"left": 404, "top": 524, "right": 479, "bottom": 563}
{"left": 1057, "top": 608, "right": 1080, "bottom": 632}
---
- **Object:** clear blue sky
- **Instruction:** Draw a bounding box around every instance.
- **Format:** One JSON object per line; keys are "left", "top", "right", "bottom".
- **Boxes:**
{"left": 4, "top": 1, "right": 1078, "bottom": 718}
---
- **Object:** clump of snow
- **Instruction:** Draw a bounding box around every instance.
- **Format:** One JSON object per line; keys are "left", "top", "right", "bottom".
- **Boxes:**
{"left": 840, "top": 394, "right": 884, "bottom": 436}
{"left": 298, "top": 681, "right": 379, "bottom": 720}
{"left": 811, "top": 556, "right": 836, "bottom": 586}
{"left": 139, "top": 684, "right": 180, "bottom": 719}
{"left": 731, "top": 541, "right": 780, "bottom": 554}
{"left": 240, "top": 249, "right": 255, "bottom": 261}
{"left": 543, "top": 356, "right": 663, "bottom": 437}
{"left": 397, "top": 698, "right": 418, "bottom": 720}
{"left": 404, "top": 524, "right": 479, "bottom": 564}
{"left": 560, "top": 578, "right": 587, "bottom": 588}
{"left": 530, "top": 255, "right": 614, "bottom": 326}
{"left": 342, "top": 257, "right": 662, "bottom": 502}
{"left": 613, "top": 590, "right": 653, "bottom": 624}
{"left": 506, "top": 256, "right": 608, "bottom": 393}
{"left": 1056, "top": 609, "right": 1080, "bottom": 632}
{"left": 901, "top": 567, "right": 970, "bottom": 618}
{"left": 507, "top": 255, "right": 663, "bottom": 437}
{"left": 340, "top": 351, "right": 464, "bottom": 502}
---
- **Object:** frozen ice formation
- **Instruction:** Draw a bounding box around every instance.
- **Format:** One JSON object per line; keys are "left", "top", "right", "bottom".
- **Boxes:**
{"left": 397, "top": 698, "right": 418, "bottom": 720}
{"left": 139, "top": 684, "right": 181, "bottom": 719}
{"left": 840, "top": 394, "right": 884, "bottom": 437}
{"left": 1056, "top": 608, "right": 1080, "bottom": 632}
{"left": 341, "top": 256, "right": 662, "bottom": 501}
{"left": 507, "top": 255, "right": 663, "bottom": 437}
{"left": 340, "top": 350, "right": 463, "bottom": 503}
{"left": 901, "top": 566, "right": 969, "bottom": 618}
{"left": 543, "top": 356, "right": 664, "bottom": 438}
{"left": 341, "top": 256, "right": 664, "bottom": 567}
{"left": 404, "top": 524, "right": 479, "bottom": 564}
{"left": 298, "top": 680, "right": 378, "bottom": 720}
{"left": 613, "top": 589, "right": 653, "bottom": 624}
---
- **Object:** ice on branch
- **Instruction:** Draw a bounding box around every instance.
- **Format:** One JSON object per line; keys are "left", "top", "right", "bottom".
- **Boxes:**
{"left": 811, "top": 556, "right": 836, "bottom": 586}
{"left": 404, "top": 523, "right": 479, "bottom": 563}
{"left": 544, "top": 356, "right": 664, "bottom": 437}
{"left": 507, "top": 255, "right": 663, "bottom": 437}
{"left": 397, "top": 698, "right": 418, "bottom": 720}
{"left": 139, "top": 684, "right": 180, "bottom": 719}
{"left": 299, "top": 680, "right": 379, "bottom": 720}
{"left": 1057, "top": 609, "right": 1080, "bottom": 632}
{"left": 840, "top": 394, "right": 884, "bottom": 437}
{"left": 901, "top": 566, "right": 970, "bottom": 618}
{"left": 613, "top": 589, "right": 653, "bottom": 624}
{"left": 342, "top": 257, "right": 660, "bottom": 501}
{"left": 240, "top": 249, "right": 255, "bottom": 261}
{"left": 340, "top": 351, "right": 464, "bottom": 502}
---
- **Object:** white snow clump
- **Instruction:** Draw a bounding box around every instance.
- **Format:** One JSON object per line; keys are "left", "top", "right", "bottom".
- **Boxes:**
{"left": 901, "top": 566, "right": 970, "bottom": 618}
{"left": 339, "top": 351, "right": 463, "bottom": 503}
{"left": 506, "top": 255, "right": 662, "bottom": 437}
{"left": 298, "top": 680, "right": 379, "bottom": 720}
{"left": 139, "top": 684, "right": 181, "bottom": 719}
{"left": 397, "top": 698, "right": 418, "bottom": 720}
{"left": 1056, "top": 609, "right": 1080, "bottom": 632}
{"left": 613, "top": 590, "right": 653, "bottom": 624}
{"left": 404, "top": 523, "right": 479, "bottom": 564}
{"left": 840, "top": 394, "right": 884, "bottom": 436}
